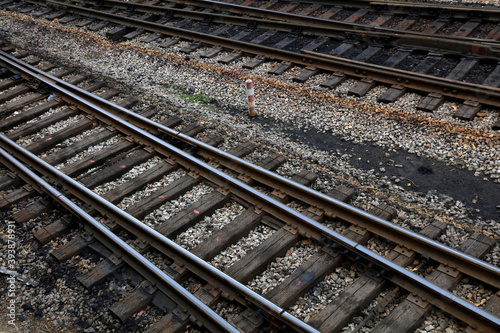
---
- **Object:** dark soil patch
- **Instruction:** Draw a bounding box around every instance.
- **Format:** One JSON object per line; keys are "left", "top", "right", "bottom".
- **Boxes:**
{"left": 252, "top": 115, "right": 499, "bottom": 221}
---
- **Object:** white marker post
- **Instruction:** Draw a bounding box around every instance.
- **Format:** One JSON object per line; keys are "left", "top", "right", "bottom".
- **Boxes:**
{"left": 246, "top": 79, "right": 257, "bottom": 116}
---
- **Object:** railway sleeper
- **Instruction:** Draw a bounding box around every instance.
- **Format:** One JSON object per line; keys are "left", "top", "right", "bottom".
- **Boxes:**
{"left": 226, "top": 200, "right": 379, "bottom": 330}
{"left": 79, "top": 148, "right": 154, "bottom": 189}
{"left": 310, "top": 220, "right": 447, "bottom": 332}
{"left": 268, "top": 61, "right": 292, "bottom": 75}
{"left": 232, "top": 309, "right": 264, "bottom": 333}
{"left": 32, "top": 7, "right": 52, "bottom": 18}
{"left": 34, "top": 215, "right": 77, "bottom": 244}
{"left": 0, "top": 91, "right": 48, "bottom": 117}
{"left": 7, "top": 106, "right": 80, "bottom": 140}
{"left": 377, "top": 84, "right": 406, "bottom": 104}
{"left": 45, "top": 10, "right": 66, "bottom": 21}
{"left": 265, "top": 248, "right": 343, "bottom": 309}
{"left": 58, "top": 14, "right": 80, "bottom": 24}
{"left": 76, "top": 17, "right": 95, "bottom": 28}
{"left": 124, "top": 174, "right": 202, "bottom": 220}
{"left": 101, "top": 160, "right": 179, "bottom": 204}
{"left": 293, "top": 67, "right": 319, "bottom": 83}
{"left": 24, "top": 116, "right": 96, "bottom": 155}
{"left": 145, "top": 307, "right": 190, "bottom": 333}
{"left": 417, "top": 92, "right": 444, "bottom": 112}
{"left": 154, "top": 190, "right": 231, "bottom": 239}
{"left": 370, "top": 232, "right": 496, "bottom": 333}
{"left": 12, "top": 197, "right": 52, "bottom": 223}
{"left": 320, "top": 72, "right": 346, "bottom": 89}
{"left": 422, "top": 19, "right": 447, "bottom": 34}
{"left": 225, "top": 224, "right": 300, "bottom": 284}
{"left": 193, "top": 284, "right": 222, "bottom": 307}
{"left": 78, "top": 253, "right": 124, "bottom": 289}
{"left": 0, "top": 171, "right": 22, "bottom": 191}
{"left": 348, "top": 78, "right": 376, "bottom": 97}
{"left": 0, "top": 98, "right": 62, "bottom": 132}
{"left": 179, "top": 42, "right": 201, "bottom": 54}
{"left": 0, "top": 73, "right": 23, "bottom": 91}
{"left": 466, "top": 292, "right": 500, "bottom": 333}
{"left": 110, "top": 280, "right": 158, "bottom": 323}
{"left": 0, "top": 0, "right": 13, "bottom": 9}
{"left": 199, "top": 47, "right": 221, "bottom": 59}
{"left": 89, "top": 20, "right": 110, "bottom": 32}
{"left": 218, "top": 51, "right": 243, "bottom": 64}
{"left": 237, "top": 152, "right": 286, "bottom": 184}
{"left": 0, "top": 73, "right": 85, "bottom": 127}
{"left": 42, "top": 127, "right": 117, "bottom": 165}
{"left": 189, "top": 168, "right": 316, "bottom": 261}
{"left": 50, "top": 233, "right": 94, "bottom": 262}
{"left": 191, "top": 207, "right": 264, "bottom": 261}
{"left": 5, "top": 2, "right": 24, "bottom": 11}
{"left": 243, "top": 57, "right": 266, "bottom": 70}
{"left": 59, "top": 139, "right": 136, "bottom": 177}
{"left": 453, "top": 100, "right": 482, "bottom": 121}
{"left": 159, "top": 37, "right": 179, "bottom": 48}
{"left": 106, "top": 25, "right": 134, "bottom": 41}
{"left": 0, "top": 184, "right": 37, "bottom": 209}
{"left": 0, "top": 84, "right": 34, "bottom": 105}
{"left": 5, "top": 81, "right": 112, "bottom": 140}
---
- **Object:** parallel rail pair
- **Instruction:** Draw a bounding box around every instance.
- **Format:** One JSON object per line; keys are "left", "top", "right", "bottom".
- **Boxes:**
{"left": 0, "top": 47, "right": 499, "bottom": 331}
{"left": 11, "top": 0, "right": 500, "bottom": 110}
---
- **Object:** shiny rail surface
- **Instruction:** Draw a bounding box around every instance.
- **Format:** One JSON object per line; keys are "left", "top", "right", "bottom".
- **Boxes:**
{"left": 157, "top": 0, "right": 500, "bottom": 43}
{"left": 1, "top": 48, "right": 499, "bottom": 332}
{"left": 0, "top": 145, "right": 240, "bottom": 333}
{"left": 18, "top": 0, "right": 500, "bottom": 109}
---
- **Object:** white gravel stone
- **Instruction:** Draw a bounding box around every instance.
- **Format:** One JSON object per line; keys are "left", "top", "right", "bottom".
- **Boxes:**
{"left": 247, "top": 242, "right": 319, "bottom": 295}
{"left": 92, "top": 156, "right": 163, "bottom": 195}
{"left": 211, "top": 224, "right": 275, "bottom": 270}
{"left": 175, "top": 201, "right": 245, "bottom": 250}
{"left": 117, "top": 168, "right": 186, "bottom": 210}
{"left": 54, "top": 135, "right": 122, "bottom": 169}
{"left": 142, "top": 184, "right": 214, "bottom": 227}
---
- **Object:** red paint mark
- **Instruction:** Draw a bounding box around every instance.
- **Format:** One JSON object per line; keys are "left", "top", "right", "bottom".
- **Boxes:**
{"left": 158, "top": 195, "right": 166, "bottom": 199}
{"left": 46, "top": 137, "right": 52, "bottom": 141}
{"left": 193, "top": 210, "right": 199, "bottom": 214}
{"left": 216, "top": 236, "right": 222, "bottom": 242}
{"left": 90, "top": 160, "right": 95, "bottom": 163}
{"left": 120, "top": 165, "right": 126, "bottom": 168}
{"left": 296, "top": 280, "right": 302, "bottom": 286}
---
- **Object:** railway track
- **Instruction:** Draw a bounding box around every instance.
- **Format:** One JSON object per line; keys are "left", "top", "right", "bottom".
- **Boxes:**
{"left": 0, "top": 43, "right": 499, "bottom": 332}
{"left": 1, "top": 0, "right": 500, "bottom": 126}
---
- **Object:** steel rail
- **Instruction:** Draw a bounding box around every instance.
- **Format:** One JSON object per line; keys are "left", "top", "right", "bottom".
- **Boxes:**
{"left": 199, "top": 0, "right": 500, "bottom": 13}
{"left": 1, "top": 53, "right": 499, "bottom": 332}
{"left": 222, "top": 0, "right": 500, "bottom": 13}
{"left": 369, "top": 0, "right": 500, "bottom": 18}
{"left": 0, "top": 65, "right": 319, "bottom": 333}
{"left": 3, "top": 47, "right": 500, "bottom": 286}
{"left": 156, "top": 0, "right": 500, "bottom": 41}
{"left": 0, "top": 142, "right": 319, "bottom": 333}
{"left": 68, "top": 0, "right": 500, "bottom": 58}
{"left": 0, "top": 146, "right": 239, "bottom": 333}
{"left": 2, "top": 49, "right": 499, "bottom": 289}
{"left": 25, "top": 0, "right": 500, "bottom": 107}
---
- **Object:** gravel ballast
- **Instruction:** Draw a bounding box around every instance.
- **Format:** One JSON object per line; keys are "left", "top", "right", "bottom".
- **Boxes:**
{"left": 0, "top": 8, "right": 498, "bottom": 333}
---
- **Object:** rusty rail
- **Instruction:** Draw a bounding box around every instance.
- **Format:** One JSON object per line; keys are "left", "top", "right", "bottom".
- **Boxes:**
{"left": 1, "top": 49, "right": 499, "bottom": 332}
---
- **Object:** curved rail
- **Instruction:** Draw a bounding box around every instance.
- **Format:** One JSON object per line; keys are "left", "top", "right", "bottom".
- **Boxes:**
{"left": 0, "top": 146, "right": 240, "bottom": 333}
{"left": 0, "top": 56, "right": 319, "bottom": 333}
{"left": 56, "top": 0, "right": 500, "bottom": 57}
{"left": 158, "top": 0, "right": 500, "bottom": 44}
{"left": 24, "top": 0, "right": 500, "bottom": 108}
{"left": 2, "top": 49, "right": 499, "bottom": 288}
{"left": 1, "top": 50, "right": 499, "bottom": 332}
